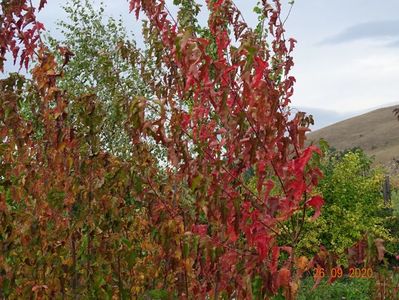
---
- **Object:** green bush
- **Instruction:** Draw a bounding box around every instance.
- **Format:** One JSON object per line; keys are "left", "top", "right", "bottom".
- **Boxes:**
{"left": 297, "top": 143, "right": 391, "bottom": 265}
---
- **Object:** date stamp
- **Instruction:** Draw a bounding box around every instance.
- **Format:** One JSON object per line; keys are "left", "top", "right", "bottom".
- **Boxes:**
{"left": 314, "top": 266, "right": 374, "bottom": 279}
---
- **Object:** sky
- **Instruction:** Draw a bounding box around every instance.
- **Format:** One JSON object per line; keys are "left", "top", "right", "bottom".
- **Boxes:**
{"left": 8, "top": 0, "right": 399, "bottom": 128}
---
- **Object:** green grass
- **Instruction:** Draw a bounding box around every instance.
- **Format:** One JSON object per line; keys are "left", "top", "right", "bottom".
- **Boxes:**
{"left": 296, "top": 276, "right": 374, "bottom": 300}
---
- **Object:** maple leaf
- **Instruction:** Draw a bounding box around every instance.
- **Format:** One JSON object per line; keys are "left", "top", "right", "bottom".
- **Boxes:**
{"left": 306, "top": 195, "right": 324, "bottom": 220}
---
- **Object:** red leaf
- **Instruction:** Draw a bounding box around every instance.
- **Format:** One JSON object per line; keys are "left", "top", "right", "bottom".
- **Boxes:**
{"left": 216, "top": 30, "right": 229, "bottom": 58}
{"left": 185, "top": 74, "right": 195, "bottom": 91}
{"left": 181, "top": 113, "right": 190, "bottom": 129}
{"left": 292, "top": 145, "right": 320, "bottom": 175}
{"left": 348, "top": 239, "right": 367, "bottom": 265}
{"left": 258, "top": 160, "right": 266, "bottom": 174}
{"left": 254, "top": 232, "right": 271, "bottom": 261}
{"left": 288, "top": 38, "right": 297, "bottom": 53}
{"left": 39, "top": 0, "right": 47, "bottom": 10}
{"left": 214, "top": 0, "right": 224, "bottom": 9}
{"left": 0, "top": 194, "right": 6, "bottom": 212}
{"left": 192, "top": 224, "right": 207, "bottom": 236}
{"left": 34, "top": 21, "right": 45, "bottom": 31}
{"left": 298, "top": 126, "right": 310, "bottom": 148}
{"left": 270, "top": 246, "right": 280, "bottom": 273}
{"left": 129, "top": 0, "right": 141, "bottom": 18}
{"left": 306, "top": 195, "right": 324, "bottom": 220}
{"left": 227, "top": 222, "right": 238, "bottom": 242}
{"left": 252, "top": 56, "right": 268, "bottom": 88}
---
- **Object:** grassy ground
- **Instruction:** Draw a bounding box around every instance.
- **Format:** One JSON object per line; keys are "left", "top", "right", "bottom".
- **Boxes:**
{"left": 296, "top": 276, "right": 374, "bottom": 300}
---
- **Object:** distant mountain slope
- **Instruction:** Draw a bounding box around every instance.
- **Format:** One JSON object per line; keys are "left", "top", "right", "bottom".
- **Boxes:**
{"left": 307, "top": 105, "right": 399, "bottom": 166}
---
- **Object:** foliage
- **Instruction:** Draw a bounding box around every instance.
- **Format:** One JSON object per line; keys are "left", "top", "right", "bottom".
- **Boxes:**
{"left": 391, "top": 189, "right": 399, "bottom": 215}
{"left": 0, "top": 72, "right": 164, "bottom": 298}
{"left": 296, "top": 276, "right": 374, "bottom": 300}
{"left": 378, "top": 190, "right": 399, "bottom": 261}
{"left": 0, "top": 0, "right": 46, "bottom": 71}
{"left": 0, "top": 0, "right": 324, "bottom": 298}
{"left": 297, "top": 143, "right": 389, "bottom": 266}
{"left": 45, "top": 0, "right": 150, "bottom": 158}
{"left": 373, "top": 269, "right": 399, "bottom": 299}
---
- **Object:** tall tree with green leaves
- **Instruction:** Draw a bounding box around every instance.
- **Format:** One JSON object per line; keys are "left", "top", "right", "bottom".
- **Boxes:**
{"left": 47, "top": 0, "right": 149, "bottom": 158}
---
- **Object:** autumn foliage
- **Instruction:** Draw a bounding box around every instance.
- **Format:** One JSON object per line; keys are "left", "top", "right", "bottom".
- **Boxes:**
{"left": 0, "top": 0, "right": 324, "bottom": 298}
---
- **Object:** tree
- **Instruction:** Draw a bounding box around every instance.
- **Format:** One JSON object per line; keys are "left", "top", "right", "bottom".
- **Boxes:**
{"left": 46, "top": 0, "right": 151, "bottom": 158}
{"left": 0, "top": 0, "right": 323, "bottom": 298}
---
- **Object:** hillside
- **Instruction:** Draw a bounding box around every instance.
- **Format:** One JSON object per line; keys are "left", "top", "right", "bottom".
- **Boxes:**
{"left": 307, "top": 105, "right": 399, "bottom": 168}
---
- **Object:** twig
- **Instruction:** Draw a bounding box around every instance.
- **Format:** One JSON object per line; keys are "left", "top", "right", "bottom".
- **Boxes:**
{"left": 164, "top": 3, "right": 178, "bottom": 26}
{"left": 282, "top": 2, "right": 294, "bottom": 26}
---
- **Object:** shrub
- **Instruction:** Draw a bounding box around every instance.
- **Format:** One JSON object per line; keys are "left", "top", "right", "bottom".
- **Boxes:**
{"left": 297, "top": 142, "right": 390, "bottom": 266}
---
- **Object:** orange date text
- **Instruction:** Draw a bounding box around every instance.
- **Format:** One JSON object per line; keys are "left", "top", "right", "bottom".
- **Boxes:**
{"left": 313, "top": 266, "right": 373, "bottom": 279}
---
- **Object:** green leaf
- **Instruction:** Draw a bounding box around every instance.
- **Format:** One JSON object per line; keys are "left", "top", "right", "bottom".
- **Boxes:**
{"left": 147, "top": 289, "right": 169, "bottom": 299}
{"left": 191, "top": 175, "right": 202, "bottom": 191}
{"left": 253, "top": 6, "right": 262, "bottom": 14}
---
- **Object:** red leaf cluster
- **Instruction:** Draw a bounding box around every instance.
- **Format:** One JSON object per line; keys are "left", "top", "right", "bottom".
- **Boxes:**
{"left": 0, "top": 0, "right": 47, "bottom": 71}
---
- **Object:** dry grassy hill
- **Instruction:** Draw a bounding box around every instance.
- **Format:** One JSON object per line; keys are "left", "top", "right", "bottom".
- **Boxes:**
{"left": 307, "top": 105, "right": 399, "bottom": 169}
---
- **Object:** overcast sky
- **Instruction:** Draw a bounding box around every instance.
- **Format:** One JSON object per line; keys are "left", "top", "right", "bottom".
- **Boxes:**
{"left": 13, "top": 0, "right": 399, "bottom": 127}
